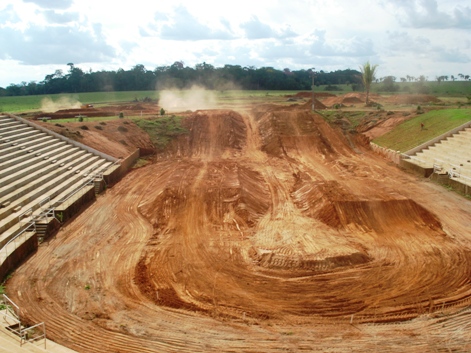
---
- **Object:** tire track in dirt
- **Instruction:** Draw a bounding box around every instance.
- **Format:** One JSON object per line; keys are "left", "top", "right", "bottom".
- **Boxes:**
{"left": 7, "top": 107, "right": 471, "bottom": 352}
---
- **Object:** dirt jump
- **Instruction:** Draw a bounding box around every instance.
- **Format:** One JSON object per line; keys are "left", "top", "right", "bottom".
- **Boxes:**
{"left": 6, "top": 102, "right": 471, "bottom": 352}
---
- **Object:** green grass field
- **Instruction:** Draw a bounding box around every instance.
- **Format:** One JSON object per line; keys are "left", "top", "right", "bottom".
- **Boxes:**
{"left": 373, "top": 108, "right": 471, "bottom": 152}
{"left": 0, "top": 90, "right": 302, "bottom": 113}
{"left": 371, "top": 80, "right": 471, "bottom": 96}
{"left": 1, "top": 83, "right": 470, "bottom": 114}
{"left": 0, "top": 91, "right": 161, "bottom": 113}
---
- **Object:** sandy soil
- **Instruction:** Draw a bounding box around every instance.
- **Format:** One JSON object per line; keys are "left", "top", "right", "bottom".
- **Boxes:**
{"left": 6, "top": 102, "right": 471, "bottom": 352}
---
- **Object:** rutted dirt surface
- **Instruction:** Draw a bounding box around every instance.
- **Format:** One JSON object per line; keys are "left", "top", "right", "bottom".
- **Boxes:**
{"left": 41, "top": 119, "right": 155, "bottom": 158}
{"left": 7, "top": 103, "right": 471, "bottom": 352}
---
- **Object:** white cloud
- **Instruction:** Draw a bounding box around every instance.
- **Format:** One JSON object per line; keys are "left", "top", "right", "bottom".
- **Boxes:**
{"left": 0, "top": 0, "right": 470, "bottom": 87}
{"left": 23, "top": 0, "right": 74, "bottom": 9}
{"left": 383, "top": 0, "right": 471, "bottom": 29}
{"left": 159, "top": 6, "right": 234, "bottom": 41}
{"left": 42, "top": 10, "right": 79, "bottom": 24}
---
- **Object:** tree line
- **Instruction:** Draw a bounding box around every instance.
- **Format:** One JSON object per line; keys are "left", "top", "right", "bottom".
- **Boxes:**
{"left": 0, "top": 62, "right": 364, "bottom": 96}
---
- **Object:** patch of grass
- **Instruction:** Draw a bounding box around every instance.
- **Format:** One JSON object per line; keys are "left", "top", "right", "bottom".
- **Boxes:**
{"left": 371, "top": 81, "right": 471, "bottom": 96}
{"left": 135, "top": 116, "right": 188, "bottom": 151}
{"left": 0, "top": 284, "right": 4, "bottom": 295}
{"left": 49, "top": 116, "right": 122, "bottom": 123}
{"left": 322, "top": 110, "right": 366, "bottom": 128}
{"left": 132, "top": 158, "right": 150, "bottom": 169}
{"left": 373, "top": 108, "right": 471, "bottom": 152}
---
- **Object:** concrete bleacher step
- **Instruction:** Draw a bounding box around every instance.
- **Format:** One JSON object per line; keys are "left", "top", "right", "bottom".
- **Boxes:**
{"left": 0, "top": 142, "right": 78, "bottom": 182}
{"left": 0, "top": 141, "right": 68, "bottom": 179}
{"left": 0, "top": 148, "right": 87, "bottom": 197}
{"left": 0, "top": 141, "right": 68, "bottom": 171}
{"left": 0, "top": 127, "right": 36, "bottom": 141}
{"left": 0, "top": 135, "right": 53, "bottom": 162}
{"left": 0, "top": 122, "right": 28, "bottom": 134}
{"left": 0, "top": 134, "right": 50, "bottom": 158}
{"left": 0, "top": 125, "right": 33, "bottom": 138}
{"left": 0, "top": 150, "right": 101, "bottom": 206}
{"left": 0, "top": 129, "right": 41, "bottom": 144}
{"left": 0, "top": 147, "right": 84, "bottom": 200}
{"left": 0, "top": 155, "right": 105, "bottom": 235}
{"left": 427, "top": 150, "right": 471, "bottom": 164}
{"left": 0, "top": 151, "right": 101, "bottom": 213}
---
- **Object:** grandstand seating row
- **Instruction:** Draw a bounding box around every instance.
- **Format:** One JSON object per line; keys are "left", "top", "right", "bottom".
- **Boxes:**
{"left": 0, "top": 114, "right": 119, "bottom": 275}
{"left": 405, "top": 127, "right": 471, "bottom": 186}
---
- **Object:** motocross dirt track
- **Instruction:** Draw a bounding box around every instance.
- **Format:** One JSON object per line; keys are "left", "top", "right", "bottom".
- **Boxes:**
{"left": 7, "top": 103, "right": 471, "bottom": 352}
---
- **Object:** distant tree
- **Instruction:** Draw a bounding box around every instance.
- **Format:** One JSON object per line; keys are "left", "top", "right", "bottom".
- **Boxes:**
{"left": 400, "top": 77, "right": 406, "bottom": 82}
{"left": 466, "top": 75, "right": 470, "bottom": 81}
{"left": 360, "top": 62, "right": 378, "bottom": 104}
{"left": 451, "top": 75, "right": 455, "bottom": 81}
{"left": 458, "top": 73, "right": 464, "bottom": 80}
{"left": 382, "top": 76, "right": 399, "bottom": 92}
{"left": 418, "top": 75, "right": 427, "bottom": 83}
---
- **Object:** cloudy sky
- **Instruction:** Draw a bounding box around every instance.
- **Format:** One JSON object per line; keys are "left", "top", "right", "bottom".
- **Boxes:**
{"left": 0, "top": 0, "right": 470, "bottom": 88}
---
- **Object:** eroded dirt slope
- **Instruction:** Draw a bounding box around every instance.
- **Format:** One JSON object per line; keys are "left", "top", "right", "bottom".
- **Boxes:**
{"left": 7, "top": 105, "right": 471, "bottom": 352}
{"left": 41, "top": 118, "right": 155, "bottom": 158}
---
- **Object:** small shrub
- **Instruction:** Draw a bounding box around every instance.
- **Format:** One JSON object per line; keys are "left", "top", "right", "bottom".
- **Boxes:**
{"left": 325, "top": 84, "right": 342, "bottom": 91}
{"left": 119, "top": 112, "right": 124, "bottom": 118}
{"left": 160, "top": 108, "right": 166, "bottom": 116}
{"left": 80, "top": 125, "right": 89, "bottom": 130}
{"left": 99, "top": 122, "right": 107, "bottom": 125}
{"left": 117, "top": 126, "right": 128, "bottom": 133}
{"left": 95, "top": 125, "right": 103, "bottom": 130}
{"left": 84, "top": 284, "right": 91, "bottom": 290}
{"left": 78, "top": 116, "right": 84, "bottom": 122}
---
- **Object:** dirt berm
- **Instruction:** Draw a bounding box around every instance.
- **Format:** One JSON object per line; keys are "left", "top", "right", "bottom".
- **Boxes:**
{"left": 7, "top": 103, "right": 471, "bottom": 352}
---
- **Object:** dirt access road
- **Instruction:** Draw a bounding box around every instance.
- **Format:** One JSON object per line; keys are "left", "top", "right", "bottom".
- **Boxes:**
{"left": 7, "top": 103, "right": 471, "bottom": 352}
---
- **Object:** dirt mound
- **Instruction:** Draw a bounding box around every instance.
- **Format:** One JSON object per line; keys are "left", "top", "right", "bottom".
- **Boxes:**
{"left": 34, "top": 102, "right": 161, "bottom": 120}
{"left": 287, "top": 92, "right": 336, "bottom": 98}
{"left": 7, "top": 103, "right": 471, "bottom": 352}
{"left": 342, "top": 96, "right": 363, "bottom": 103}
{"left": 257, "top": 109, "right": 347, "bottom": 158}
{"left": 386, "top": 94, "right": 441, "bottom": 104}
{"left": 320, "top": 92, "right": 378, "bottom": 107}
{"left": 40, "top": 119, "right": 155, "bottom": 158}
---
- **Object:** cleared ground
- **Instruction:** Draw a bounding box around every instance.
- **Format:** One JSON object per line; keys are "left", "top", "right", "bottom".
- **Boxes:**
{"left": 6, "top": 99, "right": 471, "bottom": 352}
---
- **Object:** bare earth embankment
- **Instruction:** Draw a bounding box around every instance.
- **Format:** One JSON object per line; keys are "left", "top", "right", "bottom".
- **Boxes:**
{"left": 7, "top": 102, "right": 471, "bottom": 352}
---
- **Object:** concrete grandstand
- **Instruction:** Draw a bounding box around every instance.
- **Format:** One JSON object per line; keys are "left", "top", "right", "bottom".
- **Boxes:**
{"left": 401, "top": 121, "right": 471, "bottom": 193}
{"left": 0, "top": 114, "right": 121, "bottom": 280}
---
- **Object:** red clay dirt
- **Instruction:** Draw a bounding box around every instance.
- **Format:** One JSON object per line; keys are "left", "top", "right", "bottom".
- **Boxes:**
{"left": 6, "top": 102, "right": 471, "bottom": 352}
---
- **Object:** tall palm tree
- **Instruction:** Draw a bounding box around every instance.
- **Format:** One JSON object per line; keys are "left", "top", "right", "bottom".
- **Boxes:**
{"left": 360, "top": 62, "right": 378, "bottom": 105}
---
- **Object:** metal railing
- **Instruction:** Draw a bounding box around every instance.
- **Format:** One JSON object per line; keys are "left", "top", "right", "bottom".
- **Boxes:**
{"left": 0, "top": 222, "right": 35, "bottom": 264}
{"left": 2, "top": 294, "right": 46, "bottom": 349}
{"left": 20, "top": 321, "right": 46, "bottom": 348}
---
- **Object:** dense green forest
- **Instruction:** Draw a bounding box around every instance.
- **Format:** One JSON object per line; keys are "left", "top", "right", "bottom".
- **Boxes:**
{"left": 0, "top": 62, "right": 364, "bottom": 96}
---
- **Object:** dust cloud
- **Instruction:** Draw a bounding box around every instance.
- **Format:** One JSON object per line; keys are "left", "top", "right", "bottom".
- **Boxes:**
{"left": 41, "top": 96, "right": 82, "bottom": 112}
{"left": 159, "top": 86, "right": 217, "bottom": 112}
